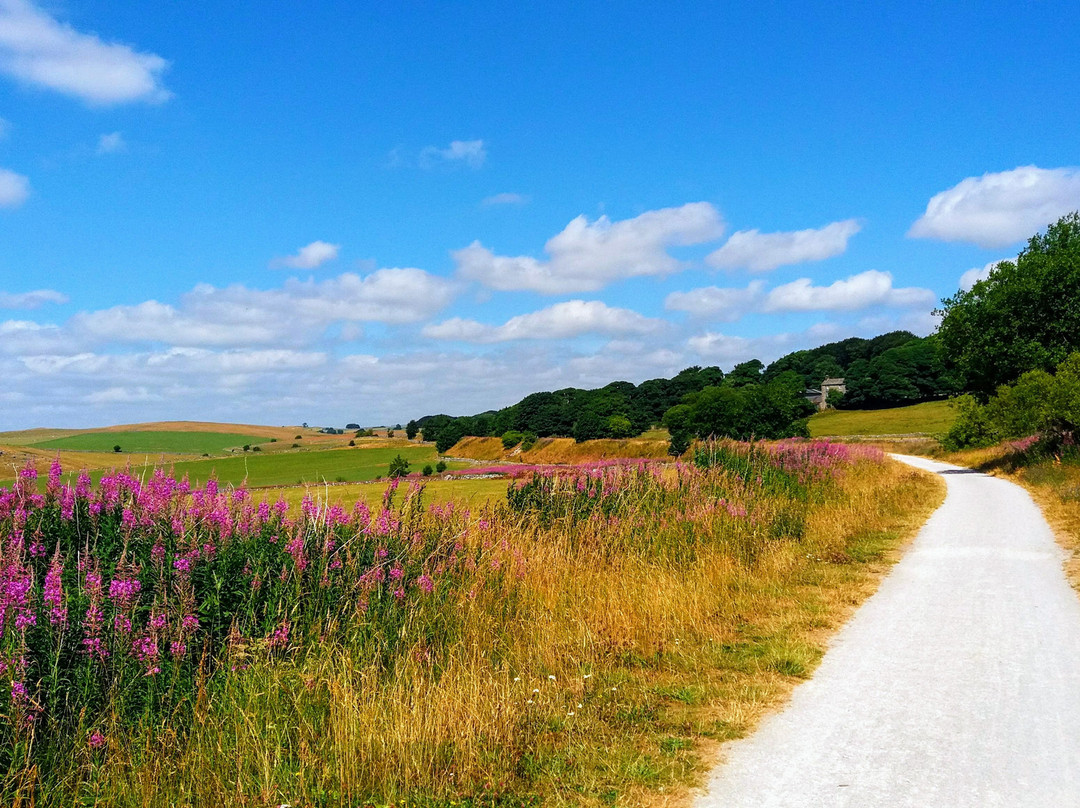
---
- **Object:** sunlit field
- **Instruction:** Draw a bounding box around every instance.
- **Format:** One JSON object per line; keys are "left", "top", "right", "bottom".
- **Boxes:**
{"left": 0, "top": 439, "right": 939, "bottom": 806}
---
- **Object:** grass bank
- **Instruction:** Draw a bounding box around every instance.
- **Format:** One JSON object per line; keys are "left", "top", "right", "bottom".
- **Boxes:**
{"left": 0, "top": 442, "right": 940, "bottom": 806}
{"left": 450, "top": 436, "right": 671, "bottom": 464}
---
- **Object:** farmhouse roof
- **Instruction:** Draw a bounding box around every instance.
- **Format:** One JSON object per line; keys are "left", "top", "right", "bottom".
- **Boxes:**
{"left": 821, "top": 377, "right": 845, "bottom": 385}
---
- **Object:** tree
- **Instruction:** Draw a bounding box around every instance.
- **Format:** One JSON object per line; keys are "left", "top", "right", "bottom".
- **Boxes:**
{"left": 662, "top": 404, "right": 694, "bottom": 456}
{"left": 405, "top": 420, "right": 419, "bottom": 440}
{"left": 113, "top": 445, "right": 121, "bottom": 453}
{"left": 936, "top": 212, "right": 1080, "bottom": 398}
{"left": 435, "top": 420, "right": 465, "bottom": 454}
{"left": 725, "top": 359, "right": 764, "bottom": 387}
{"left": 572, "top": 410, "right": 605, "bottom": 443}
{"left": 388, "top": 454, "right": 410, "bottom": 478}
{"left": 346, "top": 423, "right": 360, "bottom": 430}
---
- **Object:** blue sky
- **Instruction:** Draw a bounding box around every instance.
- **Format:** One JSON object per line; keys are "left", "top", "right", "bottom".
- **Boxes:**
{"left": 1, "top": 0, "right": 1079, "bottom": 429}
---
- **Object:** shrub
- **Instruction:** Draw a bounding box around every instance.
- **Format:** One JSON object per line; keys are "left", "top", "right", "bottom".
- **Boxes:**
{"left": 521, "top": 432, "right": 538, "bottom": 451}
{"left": 252, "top": 446, "right": 261, "bottom": 452}
{"left": 112, "top": 445, "right": 121, "bottom": 453}
{"left": 243, "top": 444, "right": 251, "bottom": 452}
{"left": 435, "top": 460, "right": 447, "bottom": 473}
{"left": 941, "top": 394, "right": 1000, "bottom": 450}
{"left": 348, "top": 440, "right": 356, "bottom": 446}
{"left": 501, "top": 431, "right": 524, "bottom": 449}
{"left": 422, "top": 465, "right": 433, "bottom": 476}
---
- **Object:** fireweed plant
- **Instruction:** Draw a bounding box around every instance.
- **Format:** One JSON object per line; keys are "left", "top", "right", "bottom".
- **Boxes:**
{"left": 0, "top": 441, "right": 888, "bottom": 803}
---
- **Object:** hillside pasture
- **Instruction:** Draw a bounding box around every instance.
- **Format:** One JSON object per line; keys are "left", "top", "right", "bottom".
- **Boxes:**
{"left": 110, "top": 445, "right": 464, "bottom": 488}
{"left": 809, "top": 400, "right": 955, "bottom": 437}
{"left": 29, "top": 430, "right": 270, "bottom": 455}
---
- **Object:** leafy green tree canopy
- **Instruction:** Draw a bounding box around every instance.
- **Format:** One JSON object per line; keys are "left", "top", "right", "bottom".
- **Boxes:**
{"left": 936, "top": 212, "right": 1080, "bottom": 398}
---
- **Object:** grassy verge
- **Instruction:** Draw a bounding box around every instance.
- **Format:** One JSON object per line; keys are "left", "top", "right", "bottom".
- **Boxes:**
{"left": 0, "top": 442, "right": 941, "bottom": 807}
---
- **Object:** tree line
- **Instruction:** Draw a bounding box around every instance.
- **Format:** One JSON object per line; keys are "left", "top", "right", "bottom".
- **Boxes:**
{"left": 412, "top": 331, "right": 956, "bottom": 454}
{"left": 409, "top": 212, "right": 1080, "bottom": 455}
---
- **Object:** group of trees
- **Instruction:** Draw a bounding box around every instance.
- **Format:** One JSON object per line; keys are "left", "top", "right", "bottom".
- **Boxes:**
{"left": 400, "top": 212, "right": 1080, "bottom": 455}
{"left": 408, "top": 334, "right": 959, "bottom": 455}
{"left": 938, "top": 212, "right": 1080, "bottom": 449}
{"left": 662, "top": 373, "right": 816, "bottom": 455}
{"left": 412, "top": 366, "right": 727, "bottom": 453}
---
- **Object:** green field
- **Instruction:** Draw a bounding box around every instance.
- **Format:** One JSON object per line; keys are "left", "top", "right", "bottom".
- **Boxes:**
{"left": 59, "top": 445, "right": 464, "bottom": 489}
{"left": 30, "top": 430, "right": 270, "bottom": 455}
{"left": 809, "top": 399, "right": 955, "bottom": 437}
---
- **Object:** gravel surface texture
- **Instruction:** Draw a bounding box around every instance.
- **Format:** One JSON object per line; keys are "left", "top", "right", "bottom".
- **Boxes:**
{"left": 696, "top": 454, "right": 1080, "bottom": 807}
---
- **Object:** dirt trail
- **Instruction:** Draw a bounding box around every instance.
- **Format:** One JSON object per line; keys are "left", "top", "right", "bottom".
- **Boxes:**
{"left": 696, "top": 454, "right": 1080, "bottom": 807}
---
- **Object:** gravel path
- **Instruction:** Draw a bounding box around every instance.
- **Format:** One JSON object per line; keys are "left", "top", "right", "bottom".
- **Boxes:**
{"left": 696, "top": 454, "right": 1080, "bottom": 807}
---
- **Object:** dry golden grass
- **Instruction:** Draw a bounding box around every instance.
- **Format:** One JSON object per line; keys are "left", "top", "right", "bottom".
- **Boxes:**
{"left": 451, "top": 435, "right": 672, "bottom": 464}
{"left": 52, "top": 456, "right": 942, "bottom": 807}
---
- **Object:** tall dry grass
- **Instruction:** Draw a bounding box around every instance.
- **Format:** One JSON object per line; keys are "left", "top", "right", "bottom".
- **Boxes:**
{"left": 2, "top": 443, "right": 940, "bottom": 807}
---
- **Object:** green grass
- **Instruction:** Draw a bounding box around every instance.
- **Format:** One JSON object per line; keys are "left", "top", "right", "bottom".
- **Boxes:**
{"left": 808, "top": 399, "right": 955, "bottom": 437}
{"left": 29, "top": 430, "right": 270, "bottom": 454}
{"left": 66, "top": 445, "right": 460, "bottom": 489}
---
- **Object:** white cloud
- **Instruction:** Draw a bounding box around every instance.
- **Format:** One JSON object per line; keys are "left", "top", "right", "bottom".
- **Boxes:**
{"left": 455, "top": 202, "right": 725, "bottom": 293}
{"left": 762, "top": 270, "right": 935, "bottom": 313}
{"left": 706, "top": 219, "right": 861, "bottom": 272}
{"left": 0, "top": 288, "right": 67, "bottom": 308}
{"left": 96, "top": 131, "right": 125, "bottom": 154}
{"left": 909, "top": 166, "right": 1080, "bottom": 248}
{"left": 482, "top": 192, "right": 529, "bottom": 207}
{"left": 419, "top": 139, "right": 486, "bottom": 169}
{"left": 0, "top": 166, "right": 29, "bottom": 207}
{"left": 0, "top": 0, "right": 171, "bottom": 105}
{"left": 423, "top": 300, "right": 661, "bottom": 343}
{"left": 69, "top": 268, "right": 458, "bottom": 348}
{"left": 270, "top": 240, "right": 341, "bottom": 270}
{"left": 85, "top": 386, "right": 160, "bottom": 404}
{"left": 664, "top": 281, "right": 765, "bottom": 321}
{"left": 688, "top": 323, "right": 847, "bottom": 369}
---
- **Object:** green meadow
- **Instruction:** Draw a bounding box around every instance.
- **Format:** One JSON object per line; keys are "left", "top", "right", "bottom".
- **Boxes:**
{"left": 809, "top": 400, "right": 955, "bottom": 437}
{"left": 30, "top": 430, "right": 270, "bottom": 455}
{"left": 64, "top": 445, "right": 464, "bottom": 489}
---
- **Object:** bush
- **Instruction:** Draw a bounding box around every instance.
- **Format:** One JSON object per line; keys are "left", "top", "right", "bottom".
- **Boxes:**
{"left": 422, "top": 465, "right": 433, "bottom": 476}
{"left": 435, "top": 460, "right": 447, "bottom": 473}
{"left": 521, "top": 431, "right": 538, "bottom": 451}
{"left": 252, "top": 446, "right": 261, "bottom": 452}
{"left": 113, "top": 445, "right": 121, "bottom": 453}
{"left": 941, "top": 395, "right": 999, "bottom": 451}
{"left": 242, "top": 444, "right": 251, "bottom": 452}
{"left": 348, "top": 440, "right": 355, "bottom": 446}
{"left": 501, "top": 431, "right": 524, "bottom": 449}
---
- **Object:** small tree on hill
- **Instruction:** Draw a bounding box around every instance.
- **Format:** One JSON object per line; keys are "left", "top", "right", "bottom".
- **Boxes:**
{"left": 388, "top": 454, "right": 410, "bottom": 478}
